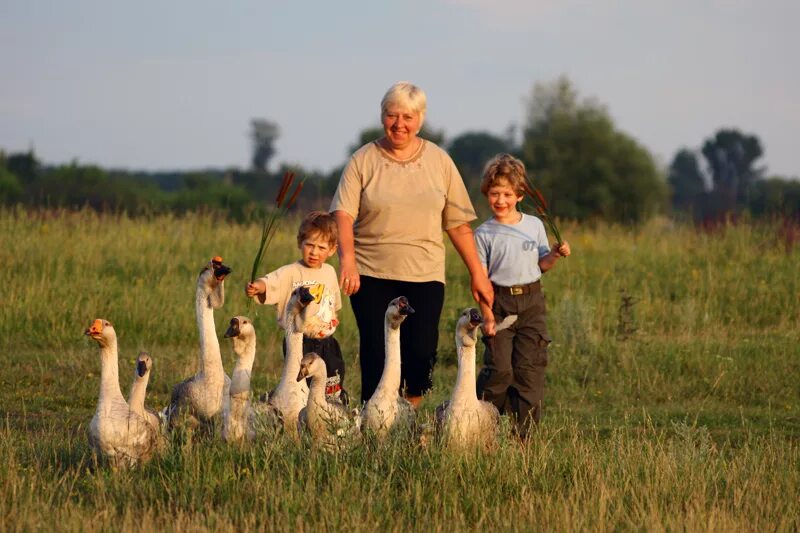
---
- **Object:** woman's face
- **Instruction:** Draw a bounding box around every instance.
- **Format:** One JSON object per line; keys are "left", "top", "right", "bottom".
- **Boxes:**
{"left": 381, "top": 104, "right": 422, "bottom": 149}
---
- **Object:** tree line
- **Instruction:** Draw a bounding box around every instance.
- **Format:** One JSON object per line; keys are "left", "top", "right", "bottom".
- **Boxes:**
{"left": 2, "top": 76, "right": 798, "bottom": 224}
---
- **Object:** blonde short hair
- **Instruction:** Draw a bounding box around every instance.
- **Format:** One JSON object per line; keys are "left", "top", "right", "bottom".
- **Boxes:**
{"left": 380, "top": 81, "right": 427, "bottom": 127}
{"left": 479, "top": 153, "right": 528, "bottom": 197}
{"left": 297, "top": 211, "right": 338, "bottom": 248}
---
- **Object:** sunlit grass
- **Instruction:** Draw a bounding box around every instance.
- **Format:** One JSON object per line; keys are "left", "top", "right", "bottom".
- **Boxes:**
{"left": 1, "top": 207, "right": 798, "bottom": 531}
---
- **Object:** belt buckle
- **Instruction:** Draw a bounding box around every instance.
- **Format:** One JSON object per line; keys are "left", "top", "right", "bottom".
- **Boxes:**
{"left": 510, "top": 286, "right": 523, "bottom": 296}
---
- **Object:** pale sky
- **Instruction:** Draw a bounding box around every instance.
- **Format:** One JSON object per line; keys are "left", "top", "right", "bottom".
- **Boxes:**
{"left": 1, "top": 1, "right": 798, "bottom": 178}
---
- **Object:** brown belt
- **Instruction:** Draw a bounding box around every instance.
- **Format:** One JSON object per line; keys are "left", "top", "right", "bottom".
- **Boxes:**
{"left": 493, "top": 280, "right": 540, "bottom": 296}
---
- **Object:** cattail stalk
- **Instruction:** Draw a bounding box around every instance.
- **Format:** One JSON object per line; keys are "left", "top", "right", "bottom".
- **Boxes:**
{"left": 250, "top": 171, "right": 305, "bottom": 282}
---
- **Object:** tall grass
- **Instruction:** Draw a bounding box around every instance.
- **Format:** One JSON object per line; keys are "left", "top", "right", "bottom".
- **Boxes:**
{"left": 1, "top": 207, "right": 798, "bottom": 531}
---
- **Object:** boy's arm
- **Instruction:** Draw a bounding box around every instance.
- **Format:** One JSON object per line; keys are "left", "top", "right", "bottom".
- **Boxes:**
{"left": 539, "top": 240, "right": 571, "bottom": 273}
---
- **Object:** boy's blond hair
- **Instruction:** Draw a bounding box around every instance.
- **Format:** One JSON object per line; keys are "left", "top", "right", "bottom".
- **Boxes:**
{"left": 480, "top": 153, "right": 528, "bottom": 197}
{"left": 297, "top": 211, "right": 338, "bottom": 248}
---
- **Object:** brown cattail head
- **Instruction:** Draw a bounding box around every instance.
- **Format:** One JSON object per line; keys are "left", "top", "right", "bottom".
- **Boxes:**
{"left": 286, "top": 180, "right": 305, "bottom": 209}
{"left": 275, "top": 171, "right": 295, "bottom": 206}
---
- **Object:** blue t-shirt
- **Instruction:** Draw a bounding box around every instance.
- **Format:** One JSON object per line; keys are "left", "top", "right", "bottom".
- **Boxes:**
{"left": 474, "top": 213, "right": 551, "bottom": 287}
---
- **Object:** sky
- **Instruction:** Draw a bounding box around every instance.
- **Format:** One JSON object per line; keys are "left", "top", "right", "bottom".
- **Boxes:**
{"left": 1, "top": 1, "right": 798, "bottom": 178}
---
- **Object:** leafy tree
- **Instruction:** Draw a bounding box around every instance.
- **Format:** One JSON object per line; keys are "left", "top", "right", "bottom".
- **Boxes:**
{"left": 0, "top": 166, "right": 23, "bottom": 204}
{"left": 668, "top": 149, "right": 707, "bottom": 212}
{"left": 701, "top": 129, "right": 764, "bottom": 210}
{"left": 6, "top": 150, "right": 39, "bottom": 184}
{"left": 521, "top": 76, "right": 667, "bottom": 223}
{"left": 447, "top": 131, "right": 511, "bottom": 191}
{"left": 250, "top": 119, "right": 280, "bottom": 172}
{"left": 748, "top": 176, "right": 800, "bottom": 217}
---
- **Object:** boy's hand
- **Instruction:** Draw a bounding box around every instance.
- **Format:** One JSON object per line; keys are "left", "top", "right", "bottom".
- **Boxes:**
{"left": 553, "top": 240, "right": 571, "bottom": 258}
{"left": 245, "top": 280, "right": 266, "bottom": 298}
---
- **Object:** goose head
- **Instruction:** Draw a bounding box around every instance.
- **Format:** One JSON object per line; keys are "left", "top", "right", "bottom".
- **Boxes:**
{"left": 456, "top": 307, "right": 482, "bottom": 348}
{"left": 84, "top": 318, "right": 117, "bottom": 349}
{"left": 386, "top": 296, "right": 415, "bottom": 330}
{"left": 136, "top": 351, "right": 152, "bottom": 378}
{"left": 296, "top": 352, "right": 324, "bottom": 382}
{"left": 287, "top": 286, "right": 315, "bottom": 331}
{"left": 198, "top": 256, "right": 232, "bottom": 309}
{"left": 224, "top": 315, "right": 256, "bottom": 354}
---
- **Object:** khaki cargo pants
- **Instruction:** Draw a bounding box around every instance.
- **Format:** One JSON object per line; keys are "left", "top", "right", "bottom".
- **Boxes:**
{"left": 476, "top": 281, "right": 551, "bottom": 437}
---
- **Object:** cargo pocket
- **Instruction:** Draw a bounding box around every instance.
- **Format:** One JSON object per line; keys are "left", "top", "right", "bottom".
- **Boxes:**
{"left": 533, "top": 332, "right": 552, "bottom": 367}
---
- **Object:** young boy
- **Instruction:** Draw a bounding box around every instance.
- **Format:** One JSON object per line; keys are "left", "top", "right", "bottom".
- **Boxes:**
{"left": 246, "top": 211, "right": 348, "bottom": 403}
{"left": 473, "top": 154, "right": 571, "bottom": 438}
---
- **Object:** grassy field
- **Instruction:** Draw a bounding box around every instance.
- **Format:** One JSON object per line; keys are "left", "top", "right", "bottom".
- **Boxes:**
{"left": 1, "top": 207, "right": 798, "bottom": 531}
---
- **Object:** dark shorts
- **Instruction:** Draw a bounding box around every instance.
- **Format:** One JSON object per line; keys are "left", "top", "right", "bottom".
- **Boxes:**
{"left": 350, "top": 276, "right": 445, "bottom": 403}
{"left": 283, "top": 335, "right": 348, "bottom": 402}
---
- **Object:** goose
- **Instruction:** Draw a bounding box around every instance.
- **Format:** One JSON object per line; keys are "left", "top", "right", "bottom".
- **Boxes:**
{"left": 296, "top": 353, "right": 360, "bottom": 450}
{"left": 435, "top": 308, "right": 500, "bottom": 451}
{"left": 360, "top": 296, "right": 416, "bottom": 440}
{"left": 127, "top": 351, "right": 162, "bottom": 432}
{"left": 221, "top": 315, "right": 256, "bottom": 444}
{"left": 165, "top": 256, "right": 232, "bottom": 434}
{"left": 85, "top": 319, "right": 159, "bottom": 467}
{"left": 264, "top": 285, "right": 314, "bottom": 435}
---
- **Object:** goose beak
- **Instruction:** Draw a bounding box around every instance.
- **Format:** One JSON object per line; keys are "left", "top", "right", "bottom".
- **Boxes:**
{"left": 84, "top": 319, "right": 103, "bottom": 338}
{"left": 468, "top": 308, "right": 483, "bottom": 327}
{"left": 398, "top": 296, "right": 415, "bottom": 316}
{"left": 136, "top": 359, "right": 148, "bottom": 377}
{"left": 224, "top": 318, "right": 240, "bottom": 338}
{"left": 296, "top": 365, "right": 309, "bottom": 382}
{"left": 298, "top": 286, "right": 314, "bottom": 305}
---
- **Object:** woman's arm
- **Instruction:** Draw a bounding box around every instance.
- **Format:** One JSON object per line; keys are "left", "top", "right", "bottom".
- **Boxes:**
{"left": 333, "top": 210, "right": 361, "bottom": 296}
{"left": 446, "top": 223, "right": 494, "bottom": 308}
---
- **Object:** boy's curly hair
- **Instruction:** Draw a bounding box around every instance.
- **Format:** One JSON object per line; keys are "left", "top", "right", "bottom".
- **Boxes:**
{"left": 479, "top": 153, "right": 528, "bottom": 197}
{"left": 297, "top": 211, "right": 338, "bottom": 248}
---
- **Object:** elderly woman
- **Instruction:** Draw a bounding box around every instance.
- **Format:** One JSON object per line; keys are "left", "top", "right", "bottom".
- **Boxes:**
{"left": 330, "top": 81, "right": 493, "bottom": 407}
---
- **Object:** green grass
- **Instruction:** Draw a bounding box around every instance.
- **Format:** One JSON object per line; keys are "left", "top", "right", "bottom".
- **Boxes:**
{"left": 1, "top": 207, "right": 798, "bottom": 531}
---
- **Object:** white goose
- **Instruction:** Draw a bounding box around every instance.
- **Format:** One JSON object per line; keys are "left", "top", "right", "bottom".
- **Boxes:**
{"left": 360, "top": 296, "right": 416, "bottom": 440}
{"left": 166, "top": 256, "right": 232, "bottom": 434}
{"left": 127, "top": 351, "right": 161, "bottom": 432}
{"left": 85, "top": 319, "right": 159, "bottom": 467}
{"left": 263, "top": 286, "right": 314, "bottom": 435}
{"left": 435, "top": 308, "right": 500, "bottom": 451}
{"left": 222, "top": 315, "right": 256, "bottom": 444}
{"left": 296, "top": 353, "right": 360, "bottom": 450}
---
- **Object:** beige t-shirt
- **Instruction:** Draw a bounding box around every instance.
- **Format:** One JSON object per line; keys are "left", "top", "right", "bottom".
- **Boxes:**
{"left": 329, "top": 140, "right": 476, "bottom": 283}
{"left": 254, "top": 261, "right": 342, "bottom": 336}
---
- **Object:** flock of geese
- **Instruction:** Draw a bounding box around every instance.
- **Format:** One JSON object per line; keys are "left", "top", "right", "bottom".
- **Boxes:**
{"left": 84, "top": 257, "right": 501, "bottom": 467}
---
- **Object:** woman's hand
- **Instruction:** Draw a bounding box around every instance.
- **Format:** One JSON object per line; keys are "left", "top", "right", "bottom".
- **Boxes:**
{"left": 333, "top": 210, "right": 361, "bottom": 296}
{"left": 339, "top": 256, "right": 361, "bottom": 296}
{"left": 471, "top": 271, "right": 494, "bottom": 310}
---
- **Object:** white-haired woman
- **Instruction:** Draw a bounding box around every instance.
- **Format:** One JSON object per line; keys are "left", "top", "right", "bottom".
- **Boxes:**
{"left": 330, "top": 81, "right": 493, "bottom": 407}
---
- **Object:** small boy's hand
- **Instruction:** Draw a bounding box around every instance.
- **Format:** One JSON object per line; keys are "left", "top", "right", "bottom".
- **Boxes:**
{"left": 245, "top": 280, "right": 266, "bottom": 298}
{"left": 554, "top": 241, "right": 571, "bottom": 258}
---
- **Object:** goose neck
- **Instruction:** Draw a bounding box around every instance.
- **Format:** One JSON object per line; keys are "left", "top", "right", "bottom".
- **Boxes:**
{"left": 230, "top": 339, "right": 256, "bottom": 397}
{"left": 128, "top": 376, "right": 148, "bottom": 416}
{"left": 375, "top": 321, "right": 402, "bottom": 393}
{"left": 196, "top": 287, "right": 223, "bottom": 379}
{"left": 452, "top": 344, "right": 478, "bottom": 403}
{"left": 98, "top": 341, "right": 125, "bottom": 405}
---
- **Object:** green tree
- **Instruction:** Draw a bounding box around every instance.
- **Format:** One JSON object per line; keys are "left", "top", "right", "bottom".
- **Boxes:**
{"left": 701, "top": 129, "right": 764, "bottom": 211}
{"left": 668, "top": 149, "right": 707, "bottom": 212}
{"left": 250, "top": 118, "right": 280, "bottom": 172}
{"left": 521, "top": 77, "right": 667, "bottom": 223}
{"left": 0, "top": 167, "right": 23, "bottom": 204}
{"left": 447, "top": 131, "right": 511, "bottom": 191}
